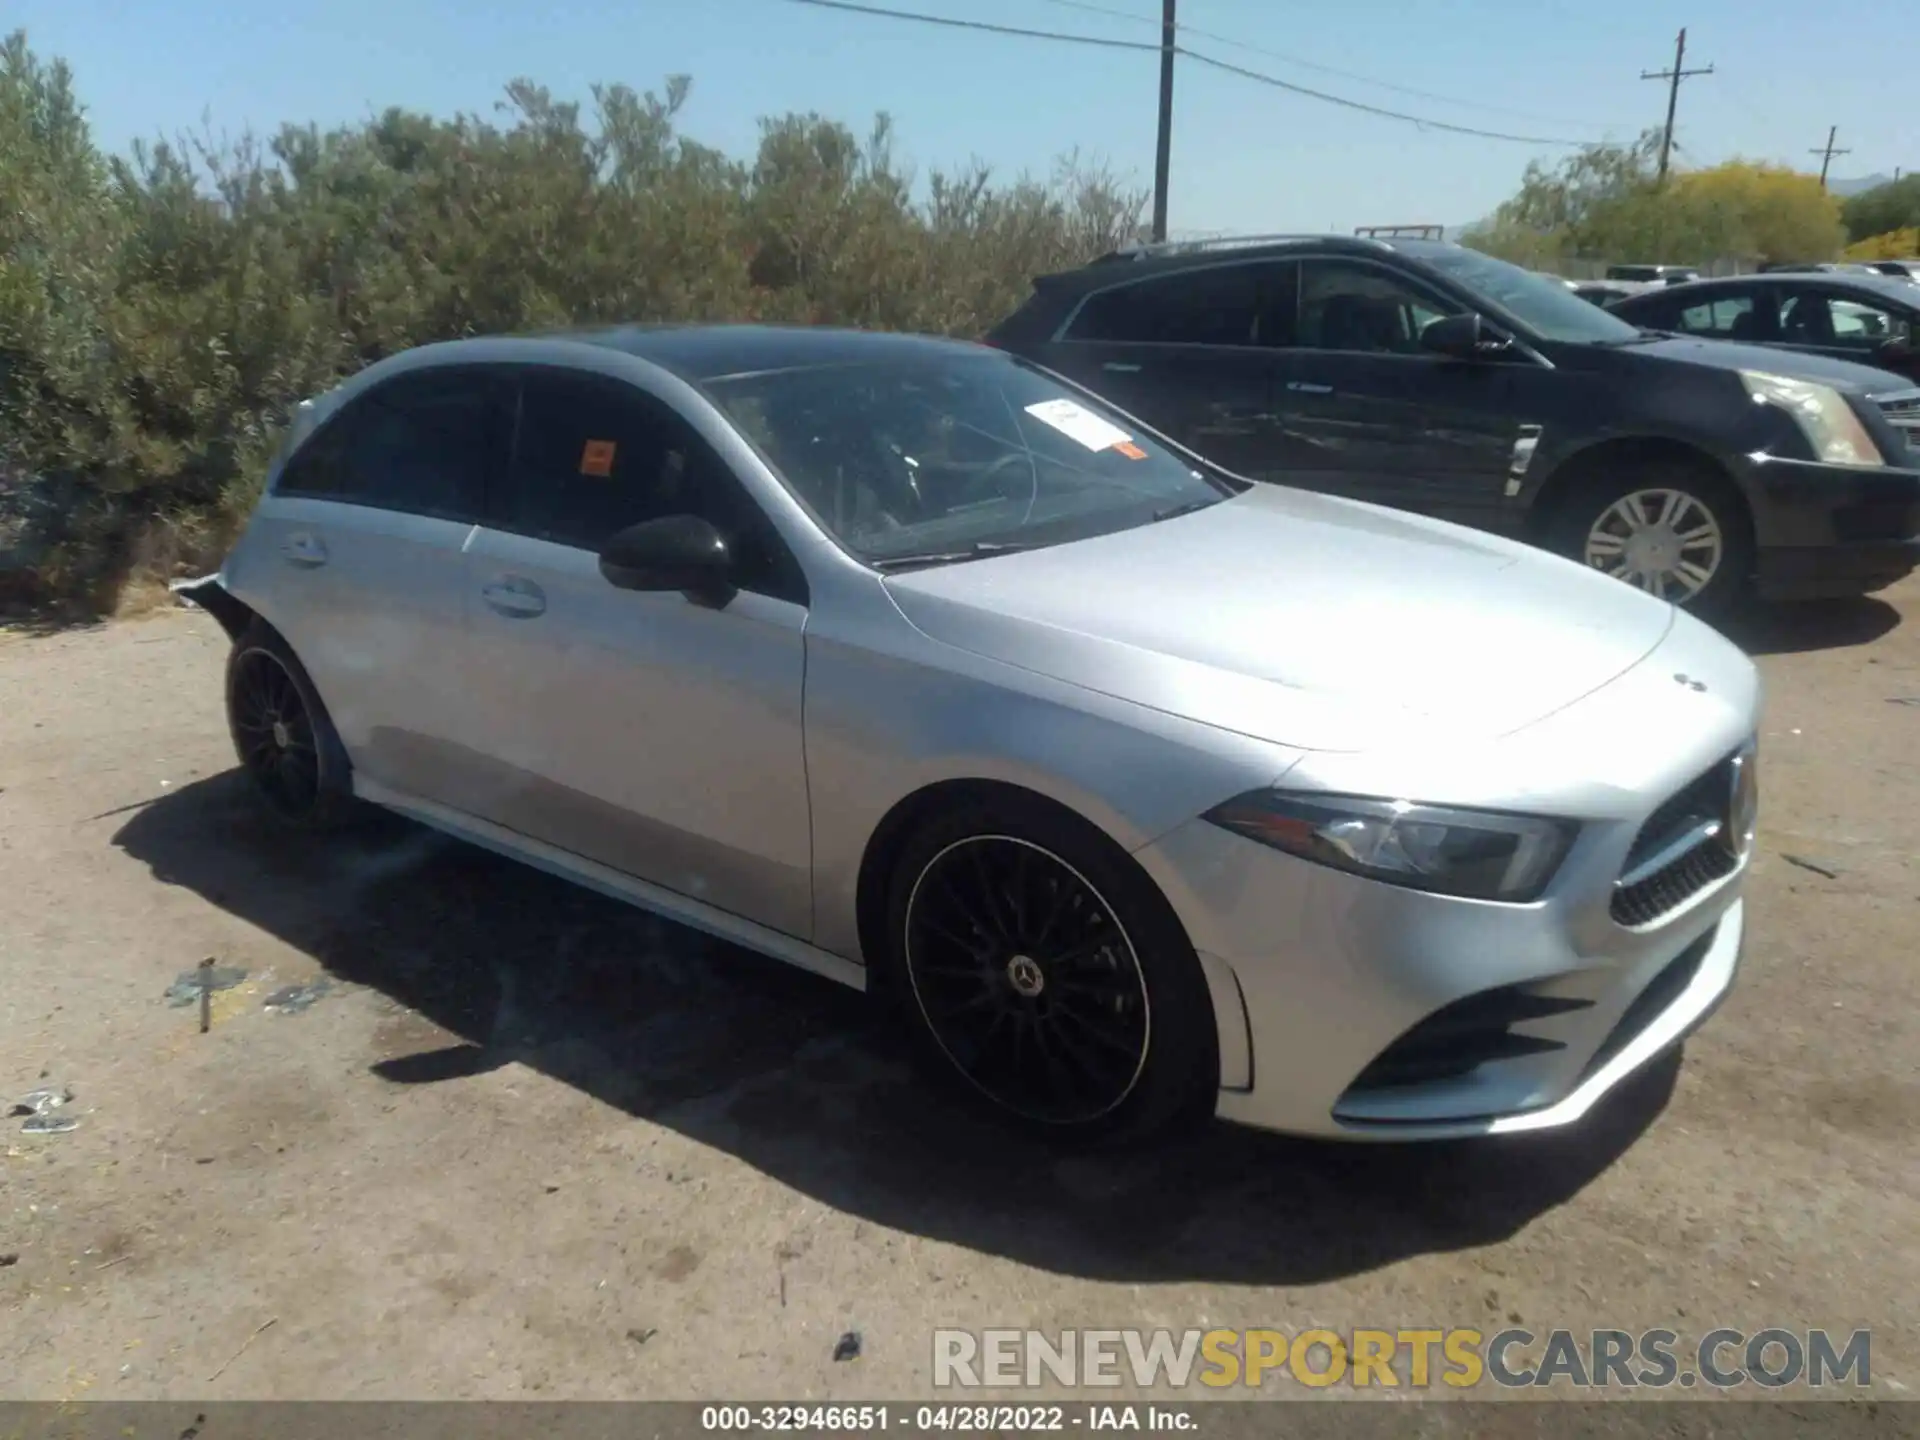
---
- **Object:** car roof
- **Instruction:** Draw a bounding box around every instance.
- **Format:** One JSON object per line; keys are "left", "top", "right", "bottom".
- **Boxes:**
{"left": 537, "top": 322, "right": 992, "bottom": 382}
{"left": 1637, "top": 273, "right": 1920, "bottom": 308}
{"left": 1029, "top": 233, "right": 1441, "bottom": 292}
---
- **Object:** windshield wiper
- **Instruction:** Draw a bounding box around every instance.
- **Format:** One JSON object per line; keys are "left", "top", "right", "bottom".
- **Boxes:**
{"left": 1151, "top": 497, "right": 1218, "bottom": 523}
{"left": 869, "top": 540, "right": 1039, "bottom": 572}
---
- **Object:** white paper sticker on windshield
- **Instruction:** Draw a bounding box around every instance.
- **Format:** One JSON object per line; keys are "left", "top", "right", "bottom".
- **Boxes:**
{"left": 1024, "top": 398, "right": 1133, "bottom": 452}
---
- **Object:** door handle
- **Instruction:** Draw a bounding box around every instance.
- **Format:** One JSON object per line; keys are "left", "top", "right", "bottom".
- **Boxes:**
{"left": 1286, "top": 380, "right": 1334, "bottom": 395}
{"left": 481, "top": 578, "right": 547, "bottom": 618}
{"left": 1102, "top": 362, "right": 1143, "bottom": 374}
{"left": 278, "top": 533, "right": 328, "bottom": 568}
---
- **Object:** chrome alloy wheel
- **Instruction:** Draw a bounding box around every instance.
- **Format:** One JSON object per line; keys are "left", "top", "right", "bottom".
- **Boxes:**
{"left": 1583, "top": 488, "right": 1724, "bottom": 602}
{"left": 902, "top": 835, "right": 1151, "bottom": 1126}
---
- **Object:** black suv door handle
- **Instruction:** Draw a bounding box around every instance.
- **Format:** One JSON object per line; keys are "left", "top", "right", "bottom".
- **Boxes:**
{"left": 1287, "top": 380, "right": 1334, "bottom": 395}
{"left": 1102, "top": 362, "right": 1143, "bottom": 374}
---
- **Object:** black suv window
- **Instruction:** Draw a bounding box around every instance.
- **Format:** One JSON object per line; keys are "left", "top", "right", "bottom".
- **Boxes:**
{"left": 1674, "top": 289, "right": 1768, "bottom": 340}
{"left": 1064, "top": 263, "right": 1294, "bottom": 347}
{"left": 1295, "top": 260, "right": 1455, "bottom": 355}
{"left": 278, "top": 366, "right": 503, "bottom": 521}
{"left": 496, "top": 369, "right": 805, "bottom": 602}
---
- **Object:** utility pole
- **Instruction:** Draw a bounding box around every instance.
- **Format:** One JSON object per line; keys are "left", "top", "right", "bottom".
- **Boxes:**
{"left": 1640, "top": 28, "right": 1713, "bottom": 183}
{"left": 1809, "top": 126, "right": 1851, "bottom": 189}
{"left": 1150, "top": 0, "right": 1176, "bottom": 242}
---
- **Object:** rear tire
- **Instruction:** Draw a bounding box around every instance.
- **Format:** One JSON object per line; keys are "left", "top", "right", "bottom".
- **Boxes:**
{"left": 1545, "top": 459, "right": 1754, "bottom": 616}
{"left": 225, "top": 621, "right": 358, "bottom": 831}
{"left": 878, "top": 794, "right": 1219, "bottom": 1146}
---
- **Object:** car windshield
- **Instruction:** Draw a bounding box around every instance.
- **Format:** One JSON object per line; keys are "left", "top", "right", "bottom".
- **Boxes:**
{"left": 703, "top": 353, "right": 1233, "bottom": 567}
{"left": 1423, "top": 247, "right": 1642, "bottom": 345}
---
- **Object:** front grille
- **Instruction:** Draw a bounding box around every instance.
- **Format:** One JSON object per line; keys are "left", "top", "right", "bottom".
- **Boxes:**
{"left": 1610, "top": 752, "right": 1744, "bottom": 927}
{"left": 1612, "top": 843, "right": 1738, "bottom": 927}
{"left": 1579, "top": 925, "right": 1715, "bottom": 1080}
{"left": 1344, "top": 985, "right": 1593, "bottom": 1094}
{"left": 1876, "top": 390, "right": 1920, "bottom": 454}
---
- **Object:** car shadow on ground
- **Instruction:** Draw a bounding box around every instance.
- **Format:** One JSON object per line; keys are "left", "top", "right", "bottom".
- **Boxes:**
{"left": 1717, "top": 596, "right": 1901, "bottom": 656}
{"left": 114, "top": 772, "right": 1680, "bottom": 1287}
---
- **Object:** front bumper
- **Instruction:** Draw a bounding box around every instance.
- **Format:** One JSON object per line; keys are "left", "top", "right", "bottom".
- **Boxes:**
{"left": 1132, "top": 629, "right": 1759, "bottom": 1142}
{"left": 1740, "top": 453, "right": 1920, "bottom": 600}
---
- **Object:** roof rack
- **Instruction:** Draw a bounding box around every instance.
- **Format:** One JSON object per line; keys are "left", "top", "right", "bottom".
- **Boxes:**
{"left": 1354, "top": 224, "right": 1446, "bottom": 241}
{"left": 1103, "top": 232, "right": 1383, "bottom": 261}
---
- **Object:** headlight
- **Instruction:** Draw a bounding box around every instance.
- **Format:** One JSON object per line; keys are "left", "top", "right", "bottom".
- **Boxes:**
{"left": 1740, "top": 369, "right": 1885, "bottom": 466}
{"left": 1203, "top": 792, "right": 1576, "bottom": 903}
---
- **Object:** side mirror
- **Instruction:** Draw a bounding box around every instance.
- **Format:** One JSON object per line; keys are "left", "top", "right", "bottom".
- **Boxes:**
{"left": 599, "top": 514, "right": 736, "bottom": 608}
{"left": 1421, "top": 312, "right": 1512, "bottom": 360}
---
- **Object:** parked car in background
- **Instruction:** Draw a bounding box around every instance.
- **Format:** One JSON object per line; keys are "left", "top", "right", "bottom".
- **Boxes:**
{"left": 1607, "top": 264, "right": 1702, "bottom": 285}
{"left": 1573, "top": 280, "right": 1656, "bottom": 307}
{"left": 178, "top": 323, "right": 1764, "bottom": 1145}
{"left": 1760, "top": 261, "right": 1880, "bottom": 276}
{"left": 986, "top": 234, "right": 1920, "bottom": 612}
{"left": 1608, "top": 272, "right": 1920, "bottom": 385}
{"left": 1861, "top": 259, "right": 1920, "bottom": 283}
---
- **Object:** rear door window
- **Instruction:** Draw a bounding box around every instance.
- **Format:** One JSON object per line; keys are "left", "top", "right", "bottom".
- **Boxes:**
{"left": 1673, "top": 291, "right": 1764, "bottom": 338}
{"left": 276, "top": 367, "right": 504, "bottom": 522}
{"left": 493, "top": 369, "right": 805, "bottom": 602}
{"left": 1064, "top": 263, "right": 1295, "bottom": 348}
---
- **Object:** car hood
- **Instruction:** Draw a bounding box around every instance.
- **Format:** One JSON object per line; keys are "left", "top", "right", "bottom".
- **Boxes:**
{"left": 1617, "top": 333, "right": 1906, "bottom": 392}
{"left": 881, "top": 485, "right": 1677, "bottom": 754}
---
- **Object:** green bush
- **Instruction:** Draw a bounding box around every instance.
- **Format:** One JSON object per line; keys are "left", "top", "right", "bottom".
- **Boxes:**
{"left": 0, "top": 32, "right": 1145, "bottom": 612}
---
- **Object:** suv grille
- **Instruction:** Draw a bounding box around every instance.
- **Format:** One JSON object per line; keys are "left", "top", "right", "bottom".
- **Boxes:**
{"left": 1876, "top": 390, "right": 1920, "bottom": 454}
{"left": 1610, "top": 751, "right": 1750, "bottom": 927}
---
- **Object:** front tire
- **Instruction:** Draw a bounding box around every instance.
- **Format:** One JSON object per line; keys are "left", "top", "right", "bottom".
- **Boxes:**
{"left": 879, "top": 796, "right": 1218, "bottom": 1145}
{"left": 1546, "top": 460, "right": 1754, "bottom": 615}
{"left": 225, "top": 621, "right": 357, "bottom": 831}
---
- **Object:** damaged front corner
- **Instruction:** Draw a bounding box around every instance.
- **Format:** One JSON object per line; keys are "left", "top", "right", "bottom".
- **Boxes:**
{"left": 170, "top": 574, "right": 252, "bottom": 641}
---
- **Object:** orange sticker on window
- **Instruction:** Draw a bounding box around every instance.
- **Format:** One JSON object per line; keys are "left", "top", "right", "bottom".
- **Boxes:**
{"left": 579, "top": 439, "right": 617, "bottom": 477}
{"left": 1113, "top": 441, "right": 1149, "bottom": 460}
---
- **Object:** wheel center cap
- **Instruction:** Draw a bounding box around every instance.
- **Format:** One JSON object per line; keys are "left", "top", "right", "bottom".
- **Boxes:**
{"left": 271, "top": 719, "right": 291, "bottom": 749}
{"left": 1005, "top": 955, "right": 1046, "bottom": 998}
{"left": 1625, "top": 526, "right": 1680, "bottom": 574}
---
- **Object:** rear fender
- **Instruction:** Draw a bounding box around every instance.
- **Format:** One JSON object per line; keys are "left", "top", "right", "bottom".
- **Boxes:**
{"left": 170, "top": 574, "right": 254, "bottom": 642}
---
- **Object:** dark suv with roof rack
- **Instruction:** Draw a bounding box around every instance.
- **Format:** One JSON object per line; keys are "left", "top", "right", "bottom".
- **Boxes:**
{"left": 986, "top": 234, "right": 1920, "bottom": 612}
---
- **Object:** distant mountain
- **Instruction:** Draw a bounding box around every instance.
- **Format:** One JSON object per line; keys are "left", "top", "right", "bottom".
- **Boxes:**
{"left": 1829, "top": 174, "right": 1899, "bottom": 198}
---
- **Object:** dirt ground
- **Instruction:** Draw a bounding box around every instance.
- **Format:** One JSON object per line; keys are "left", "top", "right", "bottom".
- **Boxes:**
{"left": 1, "top": 582, "right": 1916, "bottom": 1406}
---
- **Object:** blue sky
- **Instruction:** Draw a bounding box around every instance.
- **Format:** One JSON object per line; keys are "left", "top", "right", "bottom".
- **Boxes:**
{"left": 13, "top": 0, "right": 1917, "bottom": 234}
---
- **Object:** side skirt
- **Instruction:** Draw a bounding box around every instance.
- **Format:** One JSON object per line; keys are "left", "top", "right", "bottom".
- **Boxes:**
{"left": 353, "top": 776, "right": 868, "bottom": 994}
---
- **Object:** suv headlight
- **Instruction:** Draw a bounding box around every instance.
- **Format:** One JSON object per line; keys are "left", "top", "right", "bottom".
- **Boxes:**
{"left": 1740, "top": 370, "right": 1885, "bottom": 466}
{"left": 1203, "top": 792, "right": 1576, "bottom": 903}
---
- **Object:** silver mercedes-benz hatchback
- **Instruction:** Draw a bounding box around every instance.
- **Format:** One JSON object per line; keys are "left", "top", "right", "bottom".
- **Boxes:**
{"left": 181, "top": 324, "right": 1761, "bottom": 1144}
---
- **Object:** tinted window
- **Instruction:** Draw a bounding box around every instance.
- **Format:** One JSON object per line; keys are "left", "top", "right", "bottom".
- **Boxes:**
{"left": 1674, "top": 291, "right": 1764, "bottom": 338}
{"left": 497, "top": 370, "right": 802, "bottom": 601}
{"left": 1294, "top": 260, "right": 1454, "bottom": 354}
{"left": 278, "top": 367, "right": 501, "bottom": 520}
{"left": 704, "top": 353, "right": 1232, "bottom": 567}
{"left": 1065, "top": 263, "right": 1293, "bottom": 347}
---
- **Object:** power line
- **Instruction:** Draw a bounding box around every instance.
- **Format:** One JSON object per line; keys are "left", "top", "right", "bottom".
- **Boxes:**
{"left": 772, "top": 0, "right": 1160, "bottom": 52}
{"left": 1640, "top": 27, "right": 1713, "bottom": 182}
{"left": 771, "top": 0, "right": 1598, "bottom": 146}
{"left": 1033, "top": 0, "right": 1629, "bottom": 131}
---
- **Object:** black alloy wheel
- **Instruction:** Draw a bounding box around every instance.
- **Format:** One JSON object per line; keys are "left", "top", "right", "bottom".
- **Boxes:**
{"left": 230, "top": 646, "right": 323, "bottom": 819}
{"left": 224, "top": 621, "right": 356, "bottom": 831}
{"left": 902, "top": 834, "right": 1151, "bottom": 1127}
